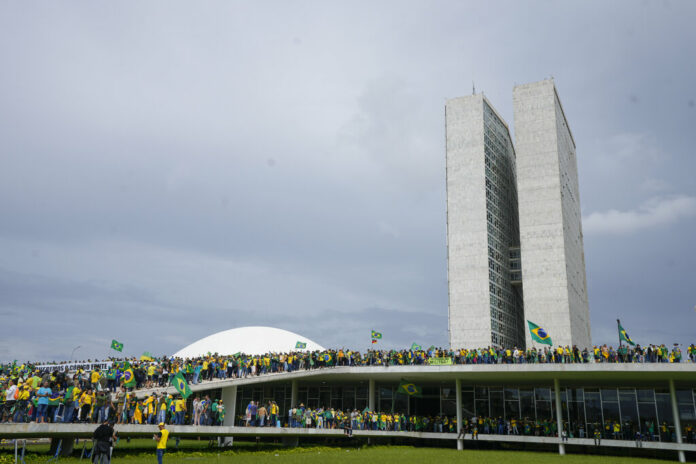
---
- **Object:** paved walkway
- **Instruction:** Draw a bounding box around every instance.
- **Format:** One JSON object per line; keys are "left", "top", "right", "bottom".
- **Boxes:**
{"left": 1, "top": 423, "right": 695, "bottom": 454}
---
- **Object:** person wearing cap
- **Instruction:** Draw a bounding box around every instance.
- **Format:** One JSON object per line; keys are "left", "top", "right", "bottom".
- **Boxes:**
{"left": 153, "top": 422, "right": 169, "bottom": 464}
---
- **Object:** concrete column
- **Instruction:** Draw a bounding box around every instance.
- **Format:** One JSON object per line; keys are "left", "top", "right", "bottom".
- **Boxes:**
{"left": 368, "top": 379, "right": 375, "bottom": 411}
{"left": 553, "top": 378, "right": 565, "bottom": 456}
{"left": 291, "top": 380, "right": 298, "bottom": 408}
{"left": 455, "top": 378, "right": 463, "bottom": 450}
{"left": 669, "top": 379, "right": 686, "bottom": 463}
{"left": 221, "top": 385, "right": 237, "bottom": 446}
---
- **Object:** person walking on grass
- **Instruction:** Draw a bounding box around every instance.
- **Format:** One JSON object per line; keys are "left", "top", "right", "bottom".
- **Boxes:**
{"left": 153, "top": 422, "right": 169, "bottom": 464}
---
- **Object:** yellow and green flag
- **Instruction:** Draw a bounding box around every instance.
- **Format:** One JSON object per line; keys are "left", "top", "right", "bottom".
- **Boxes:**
{"left": 172, "top": 371, "right": 192, "bottom": 399}
{"left": 111, "top": 339, "right": 124, "bottom": 352}
{"left": 397, "top": 380, "right": 422, "bottom": 397}
{"left": 122, "top": 362, "right": 136, "bottom": 388}
{"left": 371, "top": 330, "right": 382, "bottom": 341}
{"left": 527, "top": 320, "right": 552, "bottom": 346}
{"left": 618, "top": 322, "right": 636, "bottom": 346}
{"left": 410, "top": 343, "right": 422, "bottom": 351}
{"left": 295, "top": 341, "right": 307, "bottom": 349}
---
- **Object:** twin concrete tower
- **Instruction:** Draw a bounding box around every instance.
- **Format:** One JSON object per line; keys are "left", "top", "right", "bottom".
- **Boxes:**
{"left": 446, "top": 79, "right": 591, "bottom": 350}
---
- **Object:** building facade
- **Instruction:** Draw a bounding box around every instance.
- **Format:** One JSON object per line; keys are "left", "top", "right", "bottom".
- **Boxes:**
{"left": 447, "top": 79, "right": 591, "bottom": 350}
{"left": 446, "top": 94, "right": 524, "bottom": 350}
{"left": 513, "top": 80, "right": 592, "bottom": 349}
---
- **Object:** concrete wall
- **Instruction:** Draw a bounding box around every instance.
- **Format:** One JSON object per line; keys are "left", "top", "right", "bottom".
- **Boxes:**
{"left": 513, "top": 79, "right": 591, "bottom": 349}
{"left": 446, "top": 94, "right": 491, "bottom": 349}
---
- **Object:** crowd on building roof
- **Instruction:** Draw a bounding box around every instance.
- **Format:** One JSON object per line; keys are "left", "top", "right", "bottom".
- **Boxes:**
{"left": 2, "top": 344, "right": 695, "bottom": 437}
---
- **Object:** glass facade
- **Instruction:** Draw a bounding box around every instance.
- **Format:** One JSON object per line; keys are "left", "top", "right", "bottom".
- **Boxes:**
{"left": 225, "top": 381, "right": 696, "bottom": 443}
{"left": 458, "top": 384, "right": 696, "bottom": 441}
{"left": 483, "top": 102, "right": 524, "bottom": 349}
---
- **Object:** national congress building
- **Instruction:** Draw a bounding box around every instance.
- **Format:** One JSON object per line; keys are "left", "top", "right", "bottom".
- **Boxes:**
{"left": 446, "top": 79, "right": 592, "bottom": 350}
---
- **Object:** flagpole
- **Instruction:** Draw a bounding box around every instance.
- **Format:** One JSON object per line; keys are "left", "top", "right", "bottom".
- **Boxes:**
{"left": 617, "top": 319, "right": 622, "bottom": 348}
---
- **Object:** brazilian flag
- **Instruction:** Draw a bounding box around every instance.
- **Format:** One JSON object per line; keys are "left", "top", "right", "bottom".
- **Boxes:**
{"left": 527, "top": 321, "right": 552, "bottom": 346}
{"left": 172, "top": 372, "right": 192, "bottom": 399}
{"left": 410, "top": 343, "right": 422, "bottom": 351}
{"left": 111, "top": 339, "right": 124, "bottom": 352}
{"left": 122, "top": 362, "right": 136, "bottom": 388}
{"left": 371, "top": 330, "right": 382, "bottom": 340}
{"left": 322, "top": 353, "right": 332, "bottom": 363}
{"left": 618, "top": 322, "right": 636, "bottom": 346}
{"left": 295, "top": 341, "right": 307, "bottom": 349}
{"left": 48, "top": 392, "right": 63, "bottom": 406}
{"left": 397, "top": 380, "right": 422, "bottom": 398}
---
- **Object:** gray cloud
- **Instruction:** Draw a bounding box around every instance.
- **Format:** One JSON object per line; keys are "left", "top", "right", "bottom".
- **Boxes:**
{"left": 584, "top": 195, "right": 696, "bottom": 235}
{"left": 1, "top": 1, "right": 695, "bottom": 360}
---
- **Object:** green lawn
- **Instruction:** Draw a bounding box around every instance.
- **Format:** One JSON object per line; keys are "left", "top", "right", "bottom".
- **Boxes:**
{"left": 0, "top": 440, "right": 681, "bottom": 464}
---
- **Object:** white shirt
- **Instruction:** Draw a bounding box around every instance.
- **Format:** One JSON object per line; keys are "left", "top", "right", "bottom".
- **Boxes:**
{"left": 5, "top": 385, "right": 17, "bottom": 401}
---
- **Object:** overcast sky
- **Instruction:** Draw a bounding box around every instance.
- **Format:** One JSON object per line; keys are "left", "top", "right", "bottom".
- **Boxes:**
{"left": 1, "top": 1, "right": 695, "bottom": 361}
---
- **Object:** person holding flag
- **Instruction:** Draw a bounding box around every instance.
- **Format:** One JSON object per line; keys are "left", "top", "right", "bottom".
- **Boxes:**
{"left": 122, "top": 362, "right": 136, "bottom": 390}
{"left": 172, "top": 371, "right": 192, "bottom": 399}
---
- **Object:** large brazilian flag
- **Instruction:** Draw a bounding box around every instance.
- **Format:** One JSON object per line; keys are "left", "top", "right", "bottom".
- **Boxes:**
{"left": 122, "top": 362, "right": 136, "bottom": 388}
{"left": 173, "top": 372, "right": 192, "bottom": 399}
{"left": 618, "top": 322, "right": 636, "bottom": 346}
{"left": 397, "top": 380, "right": 422, "bottom": 397}
{"left": 527, "top": 320, "right": 552, "bottom": 346}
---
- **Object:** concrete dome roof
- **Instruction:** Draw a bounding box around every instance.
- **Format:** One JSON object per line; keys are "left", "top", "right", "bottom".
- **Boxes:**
{"left": 173, "top": 326, "right": 325, "bottom": 358}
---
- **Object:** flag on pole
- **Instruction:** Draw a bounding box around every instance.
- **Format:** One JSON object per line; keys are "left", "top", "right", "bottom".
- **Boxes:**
{"left": 111, "top": 339, "right": 124, "bottom": 352}
{"left": 172, "top": 371, "right": 192, "bottom": 399}
{"left": 618, "top": 322, "right": 636, "bottom": 346}
{"left": 295, "top": 341, "right": 307, "bottom": 349}
{"left": 527, "top": 321, "right": 552, "bottom": 346}
{"left": 410, "top": 343, "right": 422, "bottom": 351}
{"left": 371, "top": 330, "right": 382, "bottom": 340}
{"left": 397, "top": 380, "right": 423, "bottom": 397}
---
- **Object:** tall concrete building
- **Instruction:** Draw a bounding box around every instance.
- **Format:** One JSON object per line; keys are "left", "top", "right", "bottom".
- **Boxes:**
{"left": 446, "top": 94, "right": 525, "bottom": 350}
{"left": 446, "top": 79, "right": 591, "bottom": 349}
{"left": 513, "top": 79, "right": 591, "bottom": 349}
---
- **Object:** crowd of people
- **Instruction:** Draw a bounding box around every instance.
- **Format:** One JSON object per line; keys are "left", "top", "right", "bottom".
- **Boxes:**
{"left": 241, "top": 400, "right": 456, "bottom": 433}
{"left": 2, "top": 370, "right": 696, "bottom": 445}
{"left": 1, "top": 343, "right": 695, "bottom": 445}
{"left": 457, "top": 416, "right": 696, "bottom": 444}
{"left": 3, "top": 342, "right": 694, "bottom": 387}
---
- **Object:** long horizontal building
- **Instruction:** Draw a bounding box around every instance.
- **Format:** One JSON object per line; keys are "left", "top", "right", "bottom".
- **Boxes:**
{"left": 3, "top": 363, "right": 695, "bottom": 461}
{"left": 136, "top": 363, "right": 695, "bottom": 460}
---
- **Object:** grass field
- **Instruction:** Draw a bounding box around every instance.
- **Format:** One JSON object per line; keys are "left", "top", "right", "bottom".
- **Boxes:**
{"left": 0, "top": 439, "right": 682, "bottom": 464}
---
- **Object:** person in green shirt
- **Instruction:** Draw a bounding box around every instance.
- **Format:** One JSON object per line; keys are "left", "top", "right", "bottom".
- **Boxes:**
{"left": 211, "top": 399, "right": 219, "bottom": 425}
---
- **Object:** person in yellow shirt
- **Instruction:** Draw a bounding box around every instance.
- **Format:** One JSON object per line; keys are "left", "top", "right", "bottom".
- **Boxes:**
{"left": 90, "top": 369, "right": 101, "bottom": 391}
{"left": 147, "top": 365, "right": 156, "bottom": 388}
{"left": 79, "top": 389, "right": 93, "bottom": 422}
{"left": 133, "top": 401, "right": 143, "bottom": 424}
{"left": 146, "top": 394, "right": 158, "bottom": 424}
{"left": 154, "top": 422, "right": 169, "bottom": 464}
{"left": 174, "top": 397, "right": 186, "bottom": 425}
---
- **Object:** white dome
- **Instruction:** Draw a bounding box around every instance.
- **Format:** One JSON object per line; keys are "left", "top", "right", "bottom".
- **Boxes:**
{"left": 173, "top": 326, "right": 325, "bottom": 358}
